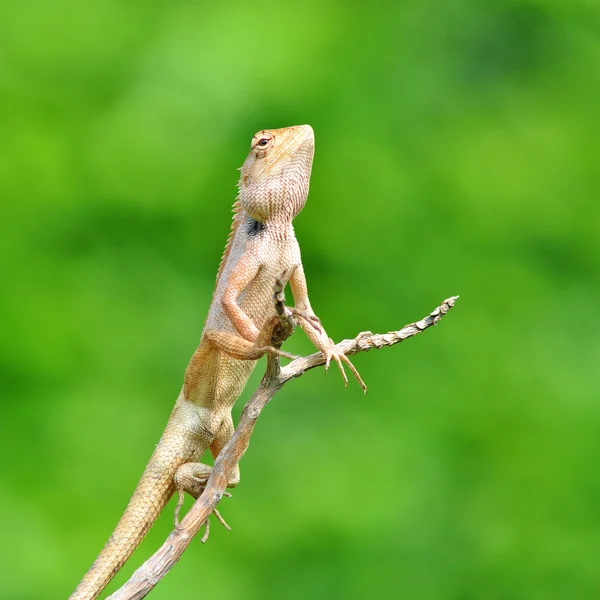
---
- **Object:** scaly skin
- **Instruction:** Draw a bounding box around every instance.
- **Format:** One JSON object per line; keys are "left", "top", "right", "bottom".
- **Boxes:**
{"left": 70, "top": 125, "right": 364, "bottom": 599}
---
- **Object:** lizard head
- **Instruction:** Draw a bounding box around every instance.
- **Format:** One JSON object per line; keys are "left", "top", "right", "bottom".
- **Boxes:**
{"left": 238, "top": 125, "right": 315, "bottom": 224}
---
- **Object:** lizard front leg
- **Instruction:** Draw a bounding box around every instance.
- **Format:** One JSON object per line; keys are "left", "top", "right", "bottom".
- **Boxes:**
{"left": 205, "top": 252, "right": 294, "bottom": 361}
{"left": 203, "top": 327, "right": 296, "bottom": 361}
{"left": 290, "top": 264, "right": 367, "bottom": 392}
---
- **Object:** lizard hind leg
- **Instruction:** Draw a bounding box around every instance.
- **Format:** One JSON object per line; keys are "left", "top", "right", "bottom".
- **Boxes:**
{"left": 173, "top": 461, "right": 233, "bottom": 542}
{"left": 173, "top": 416, "right": 239, "bottom": 529}
{"left": 173, "top": 462, "right": 212, "bottom": 526}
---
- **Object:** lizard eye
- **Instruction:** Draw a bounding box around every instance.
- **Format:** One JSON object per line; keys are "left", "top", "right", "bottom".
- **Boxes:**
{"left": 252, "top": 132, "right": 274, "bottom": 154}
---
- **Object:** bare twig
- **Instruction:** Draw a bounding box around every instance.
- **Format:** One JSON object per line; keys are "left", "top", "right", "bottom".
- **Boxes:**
{"left": 106, "top": 296, "right": 458, "bottom": 599}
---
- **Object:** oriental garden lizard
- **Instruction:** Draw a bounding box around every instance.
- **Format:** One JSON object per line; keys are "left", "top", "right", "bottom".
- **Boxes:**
{"left": 70, "top": 125, "right": 365, "bottom": 599}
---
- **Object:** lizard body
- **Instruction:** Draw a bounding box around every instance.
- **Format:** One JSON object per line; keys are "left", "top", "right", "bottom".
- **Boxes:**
{"left": 70, "top": 125, "right": 363, "bottom": 600}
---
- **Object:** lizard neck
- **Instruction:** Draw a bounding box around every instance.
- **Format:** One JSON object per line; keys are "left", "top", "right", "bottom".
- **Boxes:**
{"left": 246, "top": 214, "right": 293, "bottom": 242}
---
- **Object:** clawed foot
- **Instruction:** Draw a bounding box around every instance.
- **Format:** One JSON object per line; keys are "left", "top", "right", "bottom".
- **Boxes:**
{"left": 174, "top": 490, "right": 187, "bottom": 529}
{"left": 174, "top": 485, "right": 232, "bottom": 544}
{"left": 201, "top": 508, "right": 232, "bottom": 543}
{"left": 174, "top": 477, "right": 232, "bottom": 530}
{"left": 256, "top": 345, "right": 298, "bottom": 361}
{"left": 271, "top": 275, "right": 366, "bottom": 391}
{"left": 322, "top": 343, "right": 367, "bottom": 394}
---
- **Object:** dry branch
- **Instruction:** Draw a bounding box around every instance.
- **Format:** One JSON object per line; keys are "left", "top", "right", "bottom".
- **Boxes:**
{"left": 106, "top": 295, "right": 459, "bottom": 600}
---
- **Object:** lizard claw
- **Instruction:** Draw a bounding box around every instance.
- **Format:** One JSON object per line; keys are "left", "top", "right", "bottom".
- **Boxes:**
{"left": 175, "top": 477, "right": 233, "bottom": 535}
{"left": 322, "top": 344, "right": 367, "bottom": 393}
{"left": 290, "top": 308, "right": 323, "bottom": 334}
{"left": 257, "top": 345, "right": 298, "bottom": 361}
{"left": 340, "top": 353, "right": 367, "bottom": 393}
{"left": 174, "top": 475, "right": 209, "bottom": 528}
{"left": 174, "top": 491, "right": 186, "bottom": 529}
{"left": 201, "top": 516, "right": 211, "bottom": 543}
{"left": 200, "top": 508, "right": 232, "bottom": 543}
{"left": 334, "top": 353, "right": 349, "bottom": 388}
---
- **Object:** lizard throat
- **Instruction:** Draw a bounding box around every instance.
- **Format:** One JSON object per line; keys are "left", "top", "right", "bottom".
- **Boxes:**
{"left": 245, "top": 216, "right": 266, "bottom": 238}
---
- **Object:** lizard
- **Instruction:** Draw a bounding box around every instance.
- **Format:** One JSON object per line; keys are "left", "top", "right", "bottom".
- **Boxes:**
{"left": 70, "top": 124, "right": 365, "bottom": 600}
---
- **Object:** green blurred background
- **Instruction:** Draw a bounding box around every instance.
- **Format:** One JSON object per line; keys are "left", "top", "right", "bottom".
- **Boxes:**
{"left": 1, "top": 0, "right": 599, "bottom": 598}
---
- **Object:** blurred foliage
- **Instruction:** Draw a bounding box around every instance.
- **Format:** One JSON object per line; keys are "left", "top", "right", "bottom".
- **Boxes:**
{"left": 1, "top": 0, "right": 599, "bottom": 598}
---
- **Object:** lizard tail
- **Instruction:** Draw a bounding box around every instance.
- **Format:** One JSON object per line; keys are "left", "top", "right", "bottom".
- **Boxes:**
{"left": 69, "top": 402, "right": 201, "bottom": 600}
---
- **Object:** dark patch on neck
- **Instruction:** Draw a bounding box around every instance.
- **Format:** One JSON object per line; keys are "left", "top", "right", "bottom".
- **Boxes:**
{"left": 245, "top": 216, "right": 266, "bottom": 238}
